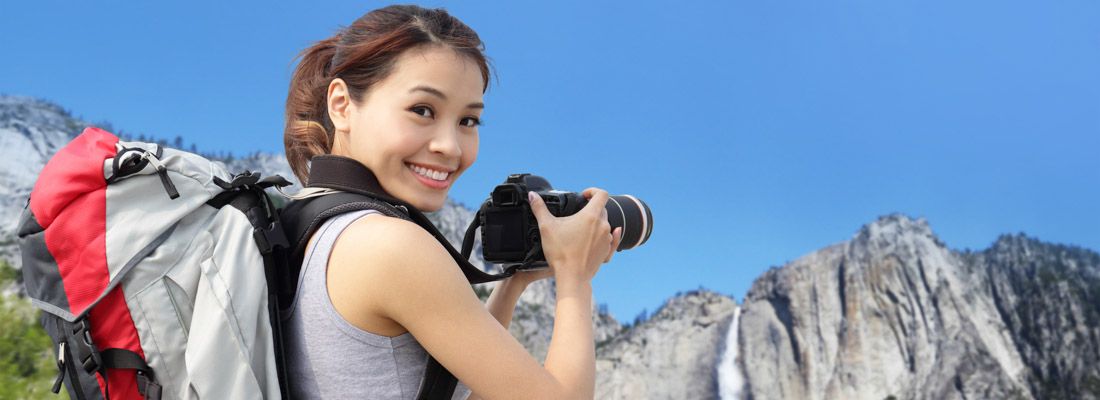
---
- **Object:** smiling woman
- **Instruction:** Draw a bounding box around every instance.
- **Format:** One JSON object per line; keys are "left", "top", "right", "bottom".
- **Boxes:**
{"left": 279, "top": 4, "right": 621, "bottom": 400}
{"left": 283, "top": 6, "right": 491, "bottom": 213}
{"left": 324, "top": 46, "right": 485, "bottom": 212}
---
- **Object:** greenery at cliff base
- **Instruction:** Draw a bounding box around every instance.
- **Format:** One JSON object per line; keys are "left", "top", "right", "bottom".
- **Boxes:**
{"left": 0, "top": 259, "right": 65, "bottom": 399}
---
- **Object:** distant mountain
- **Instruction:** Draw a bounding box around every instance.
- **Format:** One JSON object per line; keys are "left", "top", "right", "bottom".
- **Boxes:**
{"left": 738, "top": 215, "right": 1100, "bottom": 400}
{"left": 3, "top": 96, "right": 1096, "bottom": 399}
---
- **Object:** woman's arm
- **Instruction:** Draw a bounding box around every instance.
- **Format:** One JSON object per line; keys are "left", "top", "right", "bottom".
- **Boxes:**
{"left": 469, "top": 278, "right": 527, "bottom": 400}
{"left": 482, "top": 266, "right": 552, "bottom": 328}
{"left": 483, "top": 278, "right": 527, "bottom": 329}
{"left": 329, "top": 216, "right": 595, "bottom": 399}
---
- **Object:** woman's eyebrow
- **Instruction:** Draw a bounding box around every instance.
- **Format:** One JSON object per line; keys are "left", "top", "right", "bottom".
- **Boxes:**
{"left": 409, "top": 85, "right": 484, "bottom": 109}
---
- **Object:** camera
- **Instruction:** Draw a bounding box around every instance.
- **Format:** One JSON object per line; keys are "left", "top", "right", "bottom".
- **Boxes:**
{"left": 477, "top": 173, "right": 652, "bottom": 267}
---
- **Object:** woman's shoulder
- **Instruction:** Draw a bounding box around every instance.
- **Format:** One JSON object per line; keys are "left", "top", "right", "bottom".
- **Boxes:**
{"left": 325, "top": 212, "right": 470, "bottom": 329}
{"left": 329, "top": 212, "right": 448, "bottom": 267}
{"left": 335, "top": 211, "right": 426, "bottom": 246}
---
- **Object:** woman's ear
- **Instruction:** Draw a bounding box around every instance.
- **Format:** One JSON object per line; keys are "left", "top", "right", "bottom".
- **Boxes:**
{"left": 327, "top": 78, "right": 352, "bottom": 135}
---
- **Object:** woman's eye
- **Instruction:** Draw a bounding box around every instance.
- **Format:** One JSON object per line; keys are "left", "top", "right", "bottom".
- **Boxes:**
{"left": 410, "top": 106, "right": 434, "bottom": 118}
{"left": 461, "top": 117, "right": 481, "bottom": 128}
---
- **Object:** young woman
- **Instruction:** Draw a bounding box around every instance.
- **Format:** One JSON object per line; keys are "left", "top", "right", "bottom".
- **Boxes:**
{"left": 281, "top": 5, "right": 623, "bottom": 399}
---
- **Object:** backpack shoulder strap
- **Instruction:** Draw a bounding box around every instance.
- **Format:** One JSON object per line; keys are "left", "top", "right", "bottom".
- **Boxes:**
{"left": 299, "top": 155, "right": 506, "bottom": 284}
{"left": 281, "top": 191, "right": 410, "bottom": 275}
{"left": 283, "top": 156, "right": 518, "bottom": 400}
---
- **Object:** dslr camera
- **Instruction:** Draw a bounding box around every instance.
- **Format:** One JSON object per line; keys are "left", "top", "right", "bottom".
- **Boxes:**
{"left": 477, "top": 173, "right": 652, "bottom": 268}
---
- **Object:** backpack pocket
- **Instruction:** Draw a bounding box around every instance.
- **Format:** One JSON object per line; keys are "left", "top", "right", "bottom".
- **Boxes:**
{"left": 183, "top": 225, "right": 273, "bottom": 400}
{"left": 130, "top": 272, "right": 197, "bottom": 399}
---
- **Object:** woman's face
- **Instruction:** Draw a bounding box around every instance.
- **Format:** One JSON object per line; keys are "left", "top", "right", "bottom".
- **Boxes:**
{"left": 327, "top": 45, "right": 484, "bottom": 212}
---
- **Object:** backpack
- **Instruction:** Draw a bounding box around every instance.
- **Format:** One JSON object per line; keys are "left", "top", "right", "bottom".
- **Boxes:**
{"left": 18, "top": 127, "right": 291, "bottom": 399}
{"left": 18, "top": 127, "right": 517, "bottom": 400}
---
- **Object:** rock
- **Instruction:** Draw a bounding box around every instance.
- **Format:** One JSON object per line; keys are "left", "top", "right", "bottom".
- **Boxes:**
{"left": 738, "top": 214, "right": 1100, "bottom": 400}
{"left": 595, "top": 289, "right": 738, "bottom": 399}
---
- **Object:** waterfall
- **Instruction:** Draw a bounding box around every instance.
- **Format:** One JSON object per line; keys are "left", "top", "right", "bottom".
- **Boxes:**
{"left": 717, "top": 305, "right": 744, "bottom": 399}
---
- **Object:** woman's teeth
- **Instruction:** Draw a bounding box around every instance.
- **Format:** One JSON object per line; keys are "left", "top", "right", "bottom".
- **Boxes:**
{"left": 408, "top": 163, "right": 450, "bottom": 181}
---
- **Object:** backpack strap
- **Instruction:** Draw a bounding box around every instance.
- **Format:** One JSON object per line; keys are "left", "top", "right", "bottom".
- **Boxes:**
{"left": 99, "top": 349, "right": 162, "bottom": 400}
{"left": 292, "top": 155, "right": 510, "bottom": 285}
{"left": 205, "top": 177, "right": 294, "bottom": 400}
{"left": 47, "top": 316, "right": 163, "bottom": 400}
{"left": 281, "top": 155, "right": 516, "bottom": 400}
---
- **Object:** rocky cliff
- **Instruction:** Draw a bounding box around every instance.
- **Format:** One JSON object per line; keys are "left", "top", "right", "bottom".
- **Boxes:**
{"left": 738, "top": 214, "right": 1100, "bottom": 400}
{"left": 596, "top": 290, "right": 738, "bottom": 399}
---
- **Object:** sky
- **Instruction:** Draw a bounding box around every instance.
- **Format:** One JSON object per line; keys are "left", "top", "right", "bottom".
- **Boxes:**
{"left": 2, "top": 1, "right": 1098, "bottom": 321}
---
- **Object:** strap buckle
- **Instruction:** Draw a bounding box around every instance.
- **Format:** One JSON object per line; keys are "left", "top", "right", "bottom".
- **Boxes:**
{"left": 136, "top": 370, "right": 163, "bottom": 400}
{"left": 70, "top": 319, "right": 102, "bottom": 374}
{"left": 254, "top": 220, "right": 290, "bottom": 254}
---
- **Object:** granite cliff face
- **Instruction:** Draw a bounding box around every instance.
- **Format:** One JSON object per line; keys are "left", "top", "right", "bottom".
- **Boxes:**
{"left": 595, "top": 290, "right": 738, "bottom": 399}
{"left": 0, "top": 97, "right": 86, "bottom": 263}
{"left": 738, "top": 215, "right": 1100, "bottom": 400}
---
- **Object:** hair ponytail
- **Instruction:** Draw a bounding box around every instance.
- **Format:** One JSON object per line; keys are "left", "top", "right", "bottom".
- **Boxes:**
{"left": 282, "top": 5, "right": 493, "bottom": 185}
{"left": 284, "top": 36, "right": 340, "bottom": 185}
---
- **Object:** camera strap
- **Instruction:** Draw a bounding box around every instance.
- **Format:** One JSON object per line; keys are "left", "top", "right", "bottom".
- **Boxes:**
{"left": 462, "top": 210, "right": 547, "bottom": 275}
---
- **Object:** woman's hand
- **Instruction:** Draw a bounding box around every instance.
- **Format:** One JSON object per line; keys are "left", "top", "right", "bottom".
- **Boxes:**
{"left": 527, "top": 188, "right": 624, "bottom": 286}
{"left": 505, "top": 266, "right": 554, "bottom": 288}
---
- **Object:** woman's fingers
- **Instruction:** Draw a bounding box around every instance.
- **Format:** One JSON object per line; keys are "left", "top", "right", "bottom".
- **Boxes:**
{"left": 581, "top": 188, "right": 610, "bottom": 217}
{"left": 605, "top": 227, "right": 623, "bottom": 263}
{"left": 527, "top": 192, "right": 551, "bottom": 222}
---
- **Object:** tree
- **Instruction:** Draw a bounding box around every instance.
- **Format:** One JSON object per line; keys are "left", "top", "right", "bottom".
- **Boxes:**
{"left": 631, "top": 308, "right": 649, "bottom": 327}
{"left": 0, "top": 260, "right": 64, "bottom": 398}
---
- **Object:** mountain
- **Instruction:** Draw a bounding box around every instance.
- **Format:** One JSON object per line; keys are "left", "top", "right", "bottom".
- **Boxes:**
{"left": 0, "top": 96, "right": 86, "bottom": 262}
{"left": 738, "top": 214, "right": 1100, "bottom": 400}
{"left": 595, "top": 290, "right": 737, "bottom": 399}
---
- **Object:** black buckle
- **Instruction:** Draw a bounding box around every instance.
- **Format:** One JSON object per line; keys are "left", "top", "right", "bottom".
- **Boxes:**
{"left": 214, "top": 171, "right": 261, "bottom": 190}
{"left": 136, "top": 370, "right": 163, "bottom": 400}
{"left": 254, "top": 221, "right": 290, "bottom": 254}
{"left": 70, "top": 319, "right": 102, "bottom": 374}
{"left": 257, "top": 174, "right": 293, "bottom": 189}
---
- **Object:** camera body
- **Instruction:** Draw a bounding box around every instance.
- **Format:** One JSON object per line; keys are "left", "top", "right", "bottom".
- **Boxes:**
{"left": 478, "top": 174, "right": 587, "bottom": 266}
{"left": 478, "top": 173, "right": 652, "bottom": 269}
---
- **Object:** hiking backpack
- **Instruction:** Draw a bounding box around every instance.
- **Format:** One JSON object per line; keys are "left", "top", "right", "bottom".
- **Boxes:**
{"left": 18, "top": 127, "right": 292, "bottom": 399}
{"left": 18, "top": 127, "right": 522, "bottom": 399}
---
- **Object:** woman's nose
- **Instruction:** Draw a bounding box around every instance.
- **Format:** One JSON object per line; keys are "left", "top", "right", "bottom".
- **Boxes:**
{"left": 429, "top": 127, "right": 462, "bottom": 158}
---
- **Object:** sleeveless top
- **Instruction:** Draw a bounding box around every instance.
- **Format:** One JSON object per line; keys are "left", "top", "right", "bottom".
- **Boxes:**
{"left": 282, "top": 210, "right": 472, "bottom": 399}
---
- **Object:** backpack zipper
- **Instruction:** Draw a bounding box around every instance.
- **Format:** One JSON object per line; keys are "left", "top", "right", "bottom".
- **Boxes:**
{"left": 140, "top": 150, "right": 180, "bottom": 199}
{"left": 108, "top": 146, "right": 180, "bottom": 200}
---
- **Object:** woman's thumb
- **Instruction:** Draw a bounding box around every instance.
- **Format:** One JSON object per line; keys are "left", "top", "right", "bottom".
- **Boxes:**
{"left": 527, "top": 191, "right": 550, "bottom": 221}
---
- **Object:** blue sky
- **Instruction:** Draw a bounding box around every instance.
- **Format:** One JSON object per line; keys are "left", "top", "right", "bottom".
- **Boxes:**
{"left": 2, "top": 1, "right": 1097, "bottom": 321}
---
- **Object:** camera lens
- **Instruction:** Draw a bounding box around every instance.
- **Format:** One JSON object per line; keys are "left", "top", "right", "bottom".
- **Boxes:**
{"left": 605, "top": 195, "right": 652, "bottom": 251}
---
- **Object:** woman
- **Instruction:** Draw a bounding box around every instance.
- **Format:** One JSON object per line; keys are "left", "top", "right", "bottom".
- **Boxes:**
{"left": 281, "top": 5, "right": 622, "bottom": 399}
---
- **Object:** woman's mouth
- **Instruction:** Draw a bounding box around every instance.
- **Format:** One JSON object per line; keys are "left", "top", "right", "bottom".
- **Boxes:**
{"left": 406, "top": 162, "right": 452, "bottom": 190}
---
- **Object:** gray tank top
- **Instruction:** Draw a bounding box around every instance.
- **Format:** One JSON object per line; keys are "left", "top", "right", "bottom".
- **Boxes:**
{"left": 282, "top": 210, "right": 472, "bottom": 399}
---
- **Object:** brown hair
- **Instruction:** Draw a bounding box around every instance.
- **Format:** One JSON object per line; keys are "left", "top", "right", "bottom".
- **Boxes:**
{"left": 284, "top": 4, "right": 492, "bottom": 185}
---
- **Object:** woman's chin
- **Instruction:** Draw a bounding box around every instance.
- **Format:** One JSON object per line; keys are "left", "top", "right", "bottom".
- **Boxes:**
{"left": 410, "top": 197, "right": 445, "bottom": 213}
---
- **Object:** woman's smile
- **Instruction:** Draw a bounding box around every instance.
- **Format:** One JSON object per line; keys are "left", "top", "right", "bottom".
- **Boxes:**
{"left": 405, "top": 161, "right": 454, "bottom": 190}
